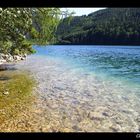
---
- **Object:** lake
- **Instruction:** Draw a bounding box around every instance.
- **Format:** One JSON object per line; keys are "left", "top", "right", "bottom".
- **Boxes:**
{"left": 14, "top": 45, "right": 140, "bottom": 132}
{"left": 34, "top": 45, "right": 140, "bottom": 86}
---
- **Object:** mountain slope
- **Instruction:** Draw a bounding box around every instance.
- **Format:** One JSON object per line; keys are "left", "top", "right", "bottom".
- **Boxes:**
{"left": 56, "top": 8, "right": 140, "bottom": 45}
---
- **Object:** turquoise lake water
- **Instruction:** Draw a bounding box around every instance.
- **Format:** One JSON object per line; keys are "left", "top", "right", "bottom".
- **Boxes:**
{"left": 33, "top": 45, "right": 140, "bottom": 88}
{"left": 15, "top": 45, "right": 140, "bottom": 131}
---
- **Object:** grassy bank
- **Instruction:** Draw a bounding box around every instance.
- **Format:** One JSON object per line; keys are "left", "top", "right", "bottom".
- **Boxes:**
{"left": 0, "top": 70, "right": 36, "bottom": 123}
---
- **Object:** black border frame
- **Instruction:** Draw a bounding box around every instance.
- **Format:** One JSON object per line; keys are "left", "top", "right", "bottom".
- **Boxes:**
{"left": 0, "top": 132, "right": 138, "bottom": 139}
{"left": 0, "top": 0, "right": 140, "bottom": 7}
{"left": 0, "top": 0, "right": 140, "bottom": 139}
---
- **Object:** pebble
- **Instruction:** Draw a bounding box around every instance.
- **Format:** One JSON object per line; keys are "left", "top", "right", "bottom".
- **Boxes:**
{"left": 136, "top": 116, "right": 140, "bottom": 122}
{"left": 0, "top": 55, "right": 139, "bottom": 132}
{"left": 63, "top": 128, "right": 73, "bottom": 132}
{"left": 88, "top": 111, "right": 105, "bottom": 120}
{"left": 3, "top": 91, "right": 9, "bottom": 95}
{"left": 72, "top": 125, "right": 82, "bottom": 131}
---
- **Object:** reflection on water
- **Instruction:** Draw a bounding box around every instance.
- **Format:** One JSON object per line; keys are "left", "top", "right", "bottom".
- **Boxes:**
{"left": 7, "top": 45, "right": 140, "bottom": 132}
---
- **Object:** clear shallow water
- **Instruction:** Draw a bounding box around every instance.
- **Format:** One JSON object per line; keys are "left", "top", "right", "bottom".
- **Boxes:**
{"left": 34, "top": 45, "right": 140, "bottom": 87}
{"left": 12, "top": 45, "right": 140, "bottom": 132}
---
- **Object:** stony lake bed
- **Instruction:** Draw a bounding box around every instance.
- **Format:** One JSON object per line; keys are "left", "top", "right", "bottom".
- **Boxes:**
{"left": 0, "top": 45, "right": 140, "bottom": 132}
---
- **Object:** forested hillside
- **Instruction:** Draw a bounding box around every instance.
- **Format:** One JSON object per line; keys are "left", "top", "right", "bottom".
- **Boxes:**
{"left": 56, "top": 8, "right": 140, "bottom": 45}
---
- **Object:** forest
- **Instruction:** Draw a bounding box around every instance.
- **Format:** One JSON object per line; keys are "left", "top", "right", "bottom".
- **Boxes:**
{"left": 56, "top": 8, "right": 140, "bottom": 45}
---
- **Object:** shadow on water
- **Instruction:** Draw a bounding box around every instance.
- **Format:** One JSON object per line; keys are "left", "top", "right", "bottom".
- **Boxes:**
{"left": 0, "top": 64, "right": 17, "bottom": 71}
{"left": 0, "top": 76, "right": 11, "bottom": 81}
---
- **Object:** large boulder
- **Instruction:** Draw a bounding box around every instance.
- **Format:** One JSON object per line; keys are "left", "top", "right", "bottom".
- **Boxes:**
{"left": 13, "top": 55, "right": 22, "bottom": 61}
{"left": 7, "top": 54, "right": 14, "bottom": 62}
{"left": 23, "top": 53, "right": 27, "bottom": 57}
{"left": 21, "top": 57, "right": 25, "bottom": 60}
{"left": 0, "top": 53, "right": 4, "bottom": 60}
{"left": 0, "top": 53, "right": 7, "bottom": 65}
{"left": 2, "top": 54, "right": 9, "bottom": 60}
{"left": 0, "top": 59, "right": 7, "bottom": 65}
{"left": 0, "top": 53, "right": 14, "bottom": 62}
{"left": 0, "top": 53, "right": 27, "bottom": 70}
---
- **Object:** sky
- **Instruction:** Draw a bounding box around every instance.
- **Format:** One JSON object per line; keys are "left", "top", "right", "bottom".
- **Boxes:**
{"left": 61, "top": 8, "right": 106, "bottom": 16}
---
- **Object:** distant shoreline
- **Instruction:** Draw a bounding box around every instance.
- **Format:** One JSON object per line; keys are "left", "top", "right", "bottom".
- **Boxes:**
{"left": 54, "top": 44, "right": 140, "bottom": 47}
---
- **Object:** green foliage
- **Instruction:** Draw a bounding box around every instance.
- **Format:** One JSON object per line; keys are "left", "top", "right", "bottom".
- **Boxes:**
{"left": 0, "top": 8, "right": 73, "bottom": 55}
{"left": 0, "top": 41, "right": 13, "bottom": 54}
{"left": 56, "top": 8, "right": 140, "bottom": 45}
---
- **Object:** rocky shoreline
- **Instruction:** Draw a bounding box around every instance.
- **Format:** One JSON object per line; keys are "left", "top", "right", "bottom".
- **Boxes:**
{"left": 0, "top": 55, "right": 139, "bottom": 132}
{"left": 9, "top": 55, "right": 139, "bottom": 132}
{"left": 0, "top": 53, "right": 27, "bottom": 70}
